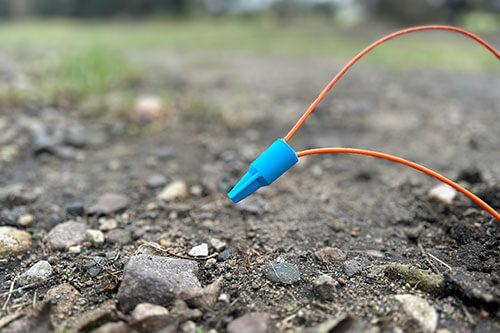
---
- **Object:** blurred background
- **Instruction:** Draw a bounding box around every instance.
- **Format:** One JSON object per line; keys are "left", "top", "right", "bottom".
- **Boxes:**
{"left": 0, "top": 0, "right": 498, "bottom": 119}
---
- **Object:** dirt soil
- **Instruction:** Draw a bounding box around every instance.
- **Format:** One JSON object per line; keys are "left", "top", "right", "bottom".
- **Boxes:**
{"left": 1, "top": 52, "right": 499, "bottom": 332}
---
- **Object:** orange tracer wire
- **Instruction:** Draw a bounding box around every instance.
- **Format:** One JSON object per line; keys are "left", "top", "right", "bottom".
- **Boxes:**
{"left": 296, "top": 148, "right": 500, "bottom": 222}
{"left": 284, "top": 26, "right": 500, "bottom": 222}
{"left": 284, "top": 25, "right": 500, "bottom": 143}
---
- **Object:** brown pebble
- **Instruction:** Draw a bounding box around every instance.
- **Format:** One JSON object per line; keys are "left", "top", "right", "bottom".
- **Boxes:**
{"left": 337, "top": 277, "right": 346, "bottom": 286}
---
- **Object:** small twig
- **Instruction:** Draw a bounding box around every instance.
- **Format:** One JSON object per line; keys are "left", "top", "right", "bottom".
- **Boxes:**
{"left": 0, "top": 278, "right": 54, "bottom": 298}
{"left": 428, "top": 253, "right": 452, "bottom": 271}
{"left": 139, "top": 239, "right": 218, "bottom": 260}
{"left": 2, "top": 274, "right": 19, "bottom": 310}
{"left": 282, "top": 313, "right": 297, "bottom": 323}
{"left": 33, "top": 290, "right": 37, "bottom": 308}
{"left": 461, "top": 303, "right": 476, "bottom": 324}
{"left": 417, "top": 241, "right": 440, "bottom": 274}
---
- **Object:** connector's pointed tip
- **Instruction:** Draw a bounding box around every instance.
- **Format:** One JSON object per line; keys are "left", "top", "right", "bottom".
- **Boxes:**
{"left": 228, "top": 167, "right": 264, "bottom": 203}
{"left": 228, "top": 138, "right": 299, "bottom": 203}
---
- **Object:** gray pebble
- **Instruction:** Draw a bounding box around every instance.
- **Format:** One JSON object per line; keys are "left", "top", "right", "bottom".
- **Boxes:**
{"left": 343, "top": 259, "right": 362, "bottom": 277}
{"left": 84, "top": 256, "right": 107, "bottom": 277}
{"left": 263, "top": 262, "right": 300, "bottom": 284}
{"left": 146, "top": 174, "right": 167, "bottom": 188}
{"left": 17, "top": 260, "right": 53, "bottom": 286}
{"left": 217, "top": 249, "right": 232, "bottom": 262}
{"left": 66, "top": 202, "right": 85, "bottom": 216}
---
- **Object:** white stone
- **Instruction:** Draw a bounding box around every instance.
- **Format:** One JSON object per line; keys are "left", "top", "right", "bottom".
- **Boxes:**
{"left": 17, "top": 260, "right": 53, "bottom": 286}
{"left": 98, "top": 218, "right": 118, "bottom": 231}
{"left": 17, "top": 214, "right": 35, "bottom": 227}
{"left": 210, "top": 238, "right": 226, "bottom": 251}
{"left": 188, "top": 243, "right": 209, "bottom": 257}
{"left": 131, "top": 302, "right": 169, "bottom": 322}
{"left": 395, "top": 294, "right": 438, "bottom": 333}
{"left": 68, "top": 245, "right": 82, "bottom": 254}
{"left": 157, "top": 181, "right": 188, "bottom": 201}
{"left": 428, "top": 184, "right": 457, "bottom": 204}
{"left": 205, "top": 258, "right": 217, "bottom": 269}
{"left": 85, "top": 229, "right": 105, "bottom": 245}
{"left": 218, "top": 293, "right": 230, "bottom": 303}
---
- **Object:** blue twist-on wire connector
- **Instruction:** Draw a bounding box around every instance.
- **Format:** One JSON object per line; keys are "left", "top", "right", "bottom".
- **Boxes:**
{"left": 228, "top": 138, "right": 298, "bottom": 203}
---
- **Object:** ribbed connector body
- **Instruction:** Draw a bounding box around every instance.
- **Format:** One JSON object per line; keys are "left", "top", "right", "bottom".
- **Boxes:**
{"left": 228, "top": 139, "right": 298, "bottom": 203}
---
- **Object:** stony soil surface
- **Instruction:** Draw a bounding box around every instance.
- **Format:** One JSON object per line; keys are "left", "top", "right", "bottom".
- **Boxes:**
{"left": 0, "top": 52, "right": 499, "bottom": 333}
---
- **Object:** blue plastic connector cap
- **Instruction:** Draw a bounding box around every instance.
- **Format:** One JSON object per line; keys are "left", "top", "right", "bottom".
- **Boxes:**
{"left": 228, "top": 138, "right": 298, "bottom": 203}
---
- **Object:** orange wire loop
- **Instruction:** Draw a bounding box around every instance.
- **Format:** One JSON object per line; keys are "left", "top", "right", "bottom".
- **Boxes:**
{"left": 297, "top": 148, "right": 500, "bottom": 222}
{"left": 286, "top": 26, "right": 500, "bottom": 222}
{"left": 284, "top": 25, "right": 500, "bottom": 143}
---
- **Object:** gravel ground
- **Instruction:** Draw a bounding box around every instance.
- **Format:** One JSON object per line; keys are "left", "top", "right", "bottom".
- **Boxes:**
{"left": 0, "top": 52, "right": 499, "bottom": 333}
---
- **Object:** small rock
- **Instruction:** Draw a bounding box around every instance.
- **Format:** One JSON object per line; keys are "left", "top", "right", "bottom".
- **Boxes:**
{"left": 343, "top": 260, "right": 361, "bottom": 277}
{"left": 47, "top": 221, "right": 88, "bottom": 249}
{"left": 131, "top": 303, "right": 169, "bottom": 322}
{"left": 44, "top": 283, "right": 80, "bottom": 319}
{"left": 205, "top": 258, "right": 217, "bottom": 269}
{"left": 236, "top": 196, "right": 264, "bottom": 214}
{"left": 84, "top": 256, "right": 107, "bottom": 277}
{"left": 188, "top": 243, "right": 209, "bottom": 257}
{"left": 68, "top": 245, "right": 82, "bottom": 254}
{"left": 134, "top": 95, "right": 165, "bottom": 123}
{"left": 329, "top": 219, "right": 345, "bottom": 232}
{"left": 0, "top": 226, "right": 32, "bottom": 259}
{"left": 17, "top": 260, "right": 53, "bottom": 286}
{"left": 106, "top": 229, "right": 132, "bottom": 245}
{"left": 394, "top": 294, "right": 438, "bottom": 333}
{"left": 179, "top": 321, "right": 197, "bottom": 333}
{"left": 218, "top": 293, "right": 230, "bottom": 303}
{"left": 227, "top": 312, "right": 272, "bottom": 333}
{"left": 362, "top": 249, "right": 385, "bottom": 258}
{"left": 428, "top": 184, "right": 457, "bottom": 204}
{"left": 0, "top": 212, "right": 16, "bottom": 226}
{"left": 217, "top": 249, "right": 232, "bottom": 262}
{"left": 179, "top": 277, "right": 222, "bottom": 310}
{"left": 130, "top": 303, "right": 172, "bottom": 331}
{"left": 64, "top": 124, "right": 88, "bottom": 148}
{"left": 314, "top": 247, "right": 346, "bottom": 263}
{"left": 457, "top": 167, "right": 482, "bottom": 184}
{"left": 66, "top": 202, "right": 85, "bottom": 216}
{"left": 90, "top": 321, "right": 134, "bottom": 333}
{"left": 86, "top": 229, "right": 105, "bottom": 246}
{"left": 88, "top": 193, "right": 130, "bottom": 215}
{"left": 263, "top": 262, "right": 300, "bottom": 284}
{"left": 313, "top": 274, "right": 337, "bottom": 301}
{"left": 210, "top": 238, "right": 226, "bottom": 251}
{"left": 99, "top": 218, "right": 118, "bottom": 231}
{"left": 146, "top": 174, "right": 167, "bottom": 188}
{"left": 157, "top": 181, "right": 188, "bottom": 201}
{"left": 17, "top": 214, "right": 35, "bottom": 227}
{"left": 189, "top": 185, "right": 203, "bottom": 196}
{"left": 385, "top": 263, "right": 444, "bottom": 295}
{"left": 117, "top": 254, "right": 201, "bottom": 313}
{"left": 155, "top": 147, "right": 175, "bottom": 160}
{"left": 130, "top": 303, "right": 175, "bottom": 332}
{"left": 337, "top": 277, "right": 346, "bottom": 286}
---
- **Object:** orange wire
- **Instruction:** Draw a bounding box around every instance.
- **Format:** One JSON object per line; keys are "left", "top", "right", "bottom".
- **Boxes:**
{"left": 284, "top": 25, "right": 500, "bottom": 143}
{"left": 296, "top": 148, "right": 500, "bottom": 222}
{"left": 282, "top": 26, "right": 500, "bottom": 221}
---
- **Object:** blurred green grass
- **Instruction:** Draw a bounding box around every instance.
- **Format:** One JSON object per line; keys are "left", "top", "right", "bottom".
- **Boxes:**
{"left": 0, "top": 18, "right": 497, "bottom": 109}
{"left": 1, "top": 18, "right": 498, "bottom": 70}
